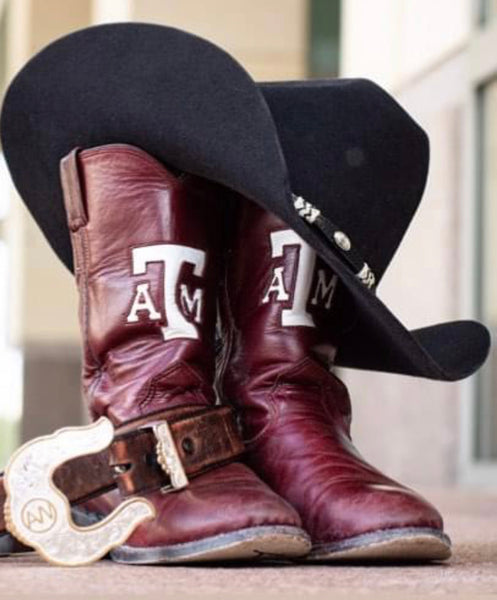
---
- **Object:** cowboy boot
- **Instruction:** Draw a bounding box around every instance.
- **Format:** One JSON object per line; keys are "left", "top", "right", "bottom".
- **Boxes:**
{"left": 218, "top": 199, "right": 452, "bottom": 561}
{"left": 59, "top": 143, "right": 310, "bottom": 564}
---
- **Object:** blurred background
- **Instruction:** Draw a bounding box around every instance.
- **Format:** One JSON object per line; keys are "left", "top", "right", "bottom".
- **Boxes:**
{"left": 0, "top": 0, "right": 495, "bottom": 491}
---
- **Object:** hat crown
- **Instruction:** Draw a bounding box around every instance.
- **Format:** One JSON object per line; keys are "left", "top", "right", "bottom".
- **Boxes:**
{"left": 261, "top": 79, "right": 429, "bottom": 282}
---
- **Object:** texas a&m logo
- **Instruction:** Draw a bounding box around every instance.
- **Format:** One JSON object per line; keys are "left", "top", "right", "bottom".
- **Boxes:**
{"left": 126, "top": 244, "right": 206, "bottom": 341}
{"left": 262, "top": 230, "right": 337, "bottom": 327}
{"left": 124, "top": 233, "right": 335, "bottom": 338}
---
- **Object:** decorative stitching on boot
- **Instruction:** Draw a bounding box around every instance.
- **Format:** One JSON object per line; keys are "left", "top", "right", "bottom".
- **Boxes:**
{"left": 136, "top": 360, "right": 212, "bottom": 412}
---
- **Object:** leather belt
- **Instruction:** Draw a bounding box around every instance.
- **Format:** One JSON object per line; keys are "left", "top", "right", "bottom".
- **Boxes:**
{"left": 0, "top": 405, "right": 244, "bottom": 536}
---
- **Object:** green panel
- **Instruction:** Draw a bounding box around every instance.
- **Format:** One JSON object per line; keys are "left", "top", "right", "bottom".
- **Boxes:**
{"left": 475, "top": 81, "right": 497, "bottom": 460}
{"left": 481, "top": 0, "right": 497, "bottom": 24}
{"left": 308, "top": 0, "right": 341, "bottom": 78}
{"left": 0, "top": 417, "right": 19, "bottom": 470}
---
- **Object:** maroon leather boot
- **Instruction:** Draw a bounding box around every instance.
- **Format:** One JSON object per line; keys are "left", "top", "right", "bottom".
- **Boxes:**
{"left": 59, "top": 144, "right": 310, "bottom": 564}
{"left": 218, "top": 199, "right": 451, "bottom": 561}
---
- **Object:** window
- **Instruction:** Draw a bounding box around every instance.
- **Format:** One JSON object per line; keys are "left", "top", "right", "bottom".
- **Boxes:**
{"left": 481, "top": 0, "right": 497, "bottom": 24}
{"left": 308, "top": 0, "right": 341, "bottom": 78}
{"left": 475, "top": 81, "right": 497, "bottom": 461}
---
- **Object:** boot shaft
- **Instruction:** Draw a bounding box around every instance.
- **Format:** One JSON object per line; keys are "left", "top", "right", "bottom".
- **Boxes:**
{"left": 218, "top": 201, "right": 446, "bottom": 556}
{"left": 220, "top": 199, "right": 344, "bottom": 394}
{"left": 61, "top": 145, "right": 223, "bottom": 423}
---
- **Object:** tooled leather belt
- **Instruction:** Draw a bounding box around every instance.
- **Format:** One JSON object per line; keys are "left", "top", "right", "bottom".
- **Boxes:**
{"left": 0, "top": 404, "right": 244, "bottom": 536}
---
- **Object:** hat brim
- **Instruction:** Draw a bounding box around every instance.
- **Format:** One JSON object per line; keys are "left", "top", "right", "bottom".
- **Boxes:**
{"left": 0, "top": 23, "right": 489, "bottom": 381}
{"left": 257, "top": 81, "right": 490, "bottom": 379}
{"left": 0, "top": 22, "right": 290, "bottom": 266}
{"left": 257, "top": 188, "right": 489, "bottom": 380}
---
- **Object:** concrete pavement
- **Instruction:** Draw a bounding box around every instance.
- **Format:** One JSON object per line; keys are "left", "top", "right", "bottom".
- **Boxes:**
{"left": 0, "top": 489, "right": 495, "bottom": 599}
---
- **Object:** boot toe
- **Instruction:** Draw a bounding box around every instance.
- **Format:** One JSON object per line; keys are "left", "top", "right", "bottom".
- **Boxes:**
{"left": 126, "top": 462, "right": 306, "bottom": 548}
{"left": 313, "top": 481, "right": 444, "bottom": 545}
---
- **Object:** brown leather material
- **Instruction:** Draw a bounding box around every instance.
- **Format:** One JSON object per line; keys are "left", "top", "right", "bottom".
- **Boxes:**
{"left": 0, "top": 405, "right": 244, "bottom": 535}
{"left": 219, "top": 199, "right": 445, "bottom": 547}
{"left": 109, "top": 405, "right": 244, "bottom": 496}
{"left": 125, "top": 461, "right": 301, "bottom": 548}
{"left": 60, "top": 145, "right": 221, "bottom": 425}
{"left": 54, "top": 144, "right": 302, "bottom": 551}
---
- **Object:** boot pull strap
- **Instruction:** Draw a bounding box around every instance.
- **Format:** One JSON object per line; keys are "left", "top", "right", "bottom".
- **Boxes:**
{"left": 60, "top": 148, "right": 88, "bottom": 232}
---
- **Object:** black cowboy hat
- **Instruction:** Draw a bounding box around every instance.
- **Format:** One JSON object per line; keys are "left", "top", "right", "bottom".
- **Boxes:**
{"left": 0, "top": 23, "right": 490, "bottom": 381}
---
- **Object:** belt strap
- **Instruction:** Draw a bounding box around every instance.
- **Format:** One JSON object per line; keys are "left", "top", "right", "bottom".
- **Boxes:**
{"left": 0, "top": 405, "right": 243, "bottom": 534}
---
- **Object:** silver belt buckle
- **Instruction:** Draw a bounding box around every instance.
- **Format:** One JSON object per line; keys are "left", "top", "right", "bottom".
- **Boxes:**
{"left": 153, "top": 421, "right": 189, "bottom": 492}
{"left": 3, "top": 418, "right": 155, "bottom": 567}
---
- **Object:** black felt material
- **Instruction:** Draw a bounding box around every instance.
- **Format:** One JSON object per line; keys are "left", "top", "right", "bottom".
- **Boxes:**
{"left": 0, "top": 23, "right": 490, "bottom": 382}
{"left": 260, "top": 79, "right": 429, "bottom": 281}
{"left": 0, "top": 23, "right": 289, "bottom": 268}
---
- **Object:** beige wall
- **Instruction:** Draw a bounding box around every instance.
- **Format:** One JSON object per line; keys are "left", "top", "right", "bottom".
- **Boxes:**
{"left": 1, "top": 0, "right": 93, "bottom": 445}
{"left": 341, "top": 0, "right": 472, "bottom": 90}
{"left": 341, "top": 1, "right": 478, "bottom": 486}
{"left": 132, "top": 0, "right": 307, "bottom": 80}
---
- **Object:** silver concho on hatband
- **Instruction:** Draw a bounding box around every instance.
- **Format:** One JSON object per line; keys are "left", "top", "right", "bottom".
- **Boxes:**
{"left": 292, "top": 195, "right": 376, "bottom": 290}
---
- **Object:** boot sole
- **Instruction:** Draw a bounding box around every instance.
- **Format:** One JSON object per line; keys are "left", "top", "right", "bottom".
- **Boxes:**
{"left": 110, "top": 525, "right": 311, "bottom": 564}
{"left": 306, "top": 527, "right": 451, "bottom": 562}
